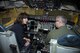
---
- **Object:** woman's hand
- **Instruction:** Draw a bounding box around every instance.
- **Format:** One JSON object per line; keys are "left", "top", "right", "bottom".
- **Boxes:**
{"left": 23, "top": 37, "right": 31, "bottom": 46}
{"left": 23, "top": 37, "right": 30, "bottom": 42}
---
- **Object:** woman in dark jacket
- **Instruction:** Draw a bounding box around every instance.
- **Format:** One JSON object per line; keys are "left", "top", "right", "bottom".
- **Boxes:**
{"left": 10, "top": 12, "right": 30, "bottom": 51}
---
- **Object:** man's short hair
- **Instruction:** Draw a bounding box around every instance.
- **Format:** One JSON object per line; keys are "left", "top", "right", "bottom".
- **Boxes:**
{"left": 56, "top": 16, "right": 67, "bottom": 24}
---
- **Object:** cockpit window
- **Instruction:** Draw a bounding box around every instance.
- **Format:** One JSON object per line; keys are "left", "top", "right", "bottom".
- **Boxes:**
{"left": 0, "top": 25, "right": 6, "bottom": 32}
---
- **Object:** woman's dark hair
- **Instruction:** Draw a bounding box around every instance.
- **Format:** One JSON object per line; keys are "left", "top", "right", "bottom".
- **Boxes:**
{"left": 15, "top": 12, "right": 29, "bottom": 24}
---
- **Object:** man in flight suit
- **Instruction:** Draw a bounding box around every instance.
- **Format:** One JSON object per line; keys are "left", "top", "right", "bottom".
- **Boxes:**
{"left": 45, "top": 16, "right": 76, "bottom": 44}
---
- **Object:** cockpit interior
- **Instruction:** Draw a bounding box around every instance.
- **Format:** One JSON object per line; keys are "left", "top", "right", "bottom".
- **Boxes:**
{"left": 0, "top": 0, "right": 80, "bottom": 53}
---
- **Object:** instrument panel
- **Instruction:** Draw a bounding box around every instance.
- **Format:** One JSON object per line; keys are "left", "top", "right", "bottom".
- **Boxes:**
{"left": 29, "top": 15, "right": 55, "bottom": 31}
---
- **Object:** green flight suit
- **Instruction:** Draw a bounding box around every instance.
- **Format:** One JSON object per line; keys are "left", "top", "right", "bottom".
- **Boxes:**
{"left": 45, "top": 26, "right": 76, "bottom": 44}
